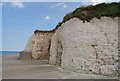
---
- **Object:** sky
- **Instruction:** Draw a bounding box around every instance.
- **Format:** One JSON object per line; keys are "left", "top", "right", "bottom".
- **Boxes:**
{"left": 0, "top": 0, "right": 120, "bottom": 51}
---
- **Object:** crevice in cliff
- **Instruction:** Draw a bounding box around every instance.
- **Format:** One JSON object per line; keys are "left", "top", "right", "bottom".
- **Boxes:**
{"left": 104, "top": 33, "right": 110, "bottom": 44}
{"left": 56, "top": 41, "right": 63, "bottom": 66}
{"left": 48, "top": 39, "right": 51, "bottom": 61}
{"left": 91, "top": 45, "right": 98, "bottom": 59}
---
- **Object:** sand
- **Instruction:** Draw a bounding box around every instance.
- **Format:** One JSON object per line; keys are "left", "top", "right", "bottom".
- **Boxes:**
{"left": 2, "top": 54, "right": 118, "bottom": 79}
{"left": 0, "top": 56, "right": 2, "bottom": 80}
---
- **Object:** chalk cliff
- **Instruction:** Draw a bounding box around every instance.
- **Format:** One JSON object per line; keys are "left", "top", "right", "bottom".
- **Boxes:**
{"left": 19, "top": 30, "right": 54, "bottom": 60}
{"left": 19, "top": 2, "right": 120, "bottom": 76}
{"left": 49, "top": 17, "right": 119, "bottom": 76}
{"left": 19, "top": 17, "right": 119, "bottom": 76}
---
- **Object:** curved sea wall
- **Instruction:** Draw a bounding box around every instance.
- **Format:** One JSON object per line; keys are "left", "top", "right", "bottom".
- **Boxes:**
{"left": 49, "top": 17, "right": 119, "bottom": 76}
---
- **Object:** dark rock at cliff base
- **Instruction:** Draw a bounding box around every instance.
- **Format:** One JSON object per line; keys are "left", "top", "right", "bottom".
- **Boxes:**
{"left": 18, "top": 51, "right": 32, "bottom": 60}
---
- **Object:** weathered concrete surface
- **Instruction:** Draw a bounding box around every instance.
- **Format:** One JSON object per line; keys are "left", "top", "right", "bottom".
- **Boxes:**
{"left": 2, "top": 55, "right": 118, "bottom": 79}
{"left": 49, "top": 17, "right": 119, "bottom": 76}
{"left": 19, "top": 31, "right": 54, "bottom": 60}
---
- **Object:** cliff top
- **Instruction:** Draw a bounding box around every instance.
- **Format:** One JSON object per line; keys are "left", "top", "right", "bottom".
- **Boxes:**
{"left": 34, "top": 30, "right": 55, "bottom": 34}
{"left": 35, "top": 2, "right": 120, "bottom": 33}
{"left": 56, "top": 2, "right": 120, "bottom": 27}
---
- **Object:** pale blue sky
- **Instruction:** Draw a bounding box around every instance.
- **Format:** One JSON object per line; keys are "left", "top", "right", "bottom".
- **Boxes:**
{"left": 1, "top": 1, "right": 119, "bottom": 51}
{"left": 2, "top": 2, "right": 86, "bottom": 51}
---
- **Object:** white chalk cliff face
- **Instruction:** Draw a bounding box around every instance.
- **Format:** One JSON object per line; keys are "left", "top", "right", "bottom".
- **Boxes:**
{"left": 20, "top": 17, "right": 119, "bottom": 76}
{"left": 49, "top": 17, "right": 119, "bottom": 76}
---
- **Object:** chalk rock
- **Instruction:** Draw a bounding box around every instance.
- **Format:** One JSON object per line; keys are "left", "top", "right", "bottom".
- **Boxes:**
{"left": 20, "top": 31, "right": 54, "bottom": 60}
{"left": 49, "top": 17, "right": 119, "bottom": 76}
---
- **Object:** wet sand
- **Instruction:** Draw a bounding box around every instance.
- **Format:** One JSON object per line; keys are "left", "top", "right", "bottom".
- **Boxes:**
{"left": 2, "top": 54, "right": 118, "bottom": 79}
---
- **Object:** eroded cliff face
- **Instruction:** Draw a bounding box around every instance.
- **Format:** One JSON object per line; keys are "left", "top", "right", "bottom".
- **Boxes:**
{"left": 19, "top": 31, "right": 54, "bottom": 60}
{"left": 19, "top": 17, "right": 119, "bottom": 76}
{"left": 49, "top": 17, "right": 119, "bottom": 76}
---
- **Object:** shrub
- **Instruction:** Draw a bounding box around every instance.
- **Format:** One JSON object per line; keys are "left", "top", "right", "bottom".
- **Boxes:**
{"left": 54, "top": 2, "right": 120, "bottom": 29}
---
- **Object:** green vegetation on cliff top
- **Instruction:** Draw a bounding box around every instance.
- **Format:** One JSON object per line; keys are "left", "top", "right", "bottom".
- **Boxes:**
{"left": 35, "top": 2, "right": 120, "bottom": 33}
{"left": 54, "top": 2, "right": 120, "bottom": 30}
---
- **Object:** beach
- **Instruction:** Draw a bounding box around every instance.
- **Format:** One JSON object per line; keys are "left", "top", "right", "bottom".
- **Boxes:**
{"left": 0, "top": 56, "right": 2, "bottom": 80}
{"left": 2, "top": 54, "right": 118, "bottom": 79}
